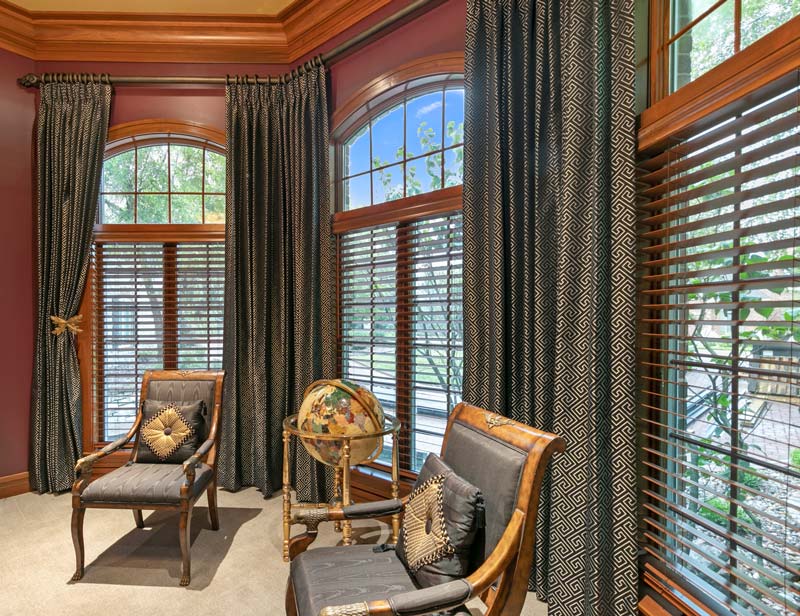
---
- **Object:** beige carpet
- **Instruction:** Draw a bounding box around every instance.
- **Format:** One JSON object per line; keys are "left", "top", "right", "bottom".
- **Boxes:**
{"left": 0, "top": 487, "right": 547, "bottom": 616}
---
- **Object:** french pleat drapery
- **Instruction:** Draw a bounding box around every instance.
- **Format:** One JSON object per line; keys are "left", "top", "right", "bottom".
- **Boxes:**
{"left": 219, "top": 62, "right": 337, "bottom": 501}
{"left": 462, "top": 0, "right": 638, "bottom": 614}
{"left": 31, "top": 79, "right": 112, "bottom": 493}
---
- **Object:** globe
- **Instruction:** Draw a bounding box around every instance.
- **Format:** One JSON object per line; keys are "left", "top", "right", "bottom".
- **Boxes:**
{"left": 297, "top": 379, "right": 385, "bottom": 467}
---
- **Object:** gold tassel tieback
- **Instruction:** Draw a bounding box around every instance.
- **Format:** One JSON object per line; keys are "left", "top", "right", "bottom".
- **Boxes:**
{"left": 50, "top": 314, "right": 83, "bottom": 336}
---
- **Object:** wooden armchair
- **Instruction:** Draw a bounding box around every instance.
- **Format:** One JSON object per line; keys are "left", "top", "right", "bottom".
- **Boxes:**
{"left": 285, "top": 402, "right": 565, "bottom": 616}
{"left": 71, "top": 369, "right": 225, "bottom": 586}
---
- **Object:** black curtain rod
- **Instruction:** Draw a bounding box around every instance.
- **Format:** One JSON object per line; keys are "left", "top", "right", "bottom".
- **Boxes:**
{"left": 17, "top": 0, "right": 443, "bottom": 88}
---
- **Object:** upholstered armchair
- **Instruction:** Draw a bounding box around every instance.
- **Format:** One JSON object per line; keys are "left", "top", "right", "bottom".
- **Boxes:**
{"left": 71, "top": 369, "right": 225, "bottom": 586}
{"left": 285, "top": 402, "right": 565, "bottom": 616}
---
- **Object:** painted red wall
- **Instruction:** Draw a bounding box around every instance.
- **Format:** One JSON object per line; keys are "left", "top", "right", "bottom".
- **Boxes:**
{"left": 0, "top": 48, "right": 36, "bottom": 477}
{"left": 0, "top": 0, "right": 465, "bottom": 479}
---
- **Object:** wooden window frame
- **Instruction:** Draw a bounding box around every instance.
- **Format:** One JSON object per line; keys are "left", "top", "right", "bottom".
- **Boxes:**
{"left": 639, "top": 9, "right": 800, "bottom": 613}
{"left": 332, "top": 53, "right": 465, "bottom": 499}
{"left": 77, "top": 120, "right": 225, "bottom": 468}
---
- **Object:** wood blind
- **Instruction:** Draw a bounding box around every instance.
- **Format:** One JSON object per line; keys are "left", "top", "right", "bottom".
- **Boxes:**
{"left": 339, "top": 212, "right": 463, "bottom": 473}
{"left": 638, "top": 70, "right": 799, "bottom": 616}
{"left": 92, "top": 241, "right": 224, "bottom": 442}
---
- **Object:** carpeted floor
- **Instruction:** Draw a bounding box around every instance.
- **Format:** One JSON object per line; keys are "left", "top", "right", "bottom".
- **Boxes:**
{"left": 0, "top": 487, "right": 547, "bottom": 616}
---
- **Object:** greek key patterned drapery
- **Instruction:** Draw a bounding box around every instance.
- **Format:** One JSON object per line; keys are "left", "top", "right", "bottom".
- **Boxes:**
{"left": 31, "top": 79, "right": 111, "bottom": 493}
{"left": 219, "top": 62, "right": 336, "bottom": 501}
{"left": 462, "top": 0, "right": 638, "bottom": 614}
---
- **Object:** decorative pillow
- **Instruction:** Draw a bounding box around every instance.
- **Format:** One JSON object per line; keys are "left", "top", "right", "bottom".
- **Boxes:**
{"left": 136, "top": 400, "right": 206, "bottom": 463}
{"left": 396, "top": 453, "right": 485, "bottom": 587}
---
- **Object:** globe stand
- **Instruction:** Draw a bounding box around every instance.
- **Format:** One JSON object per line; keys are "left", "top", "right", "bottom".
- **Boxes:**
{"left": 281, "top": 414, "right": 402, "bottom": 562}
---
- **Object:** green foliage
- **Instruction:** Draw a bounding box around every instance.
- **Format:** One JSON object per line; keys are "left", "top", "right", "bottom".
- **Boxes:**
{"left": 791, "top": 449, "right": 800, "bottom": 469}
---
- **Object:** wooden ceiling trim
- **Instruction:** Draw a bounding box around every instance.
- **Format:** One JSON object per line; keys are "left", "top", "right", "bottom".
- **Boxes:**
{"left": 0, "top": 0, "right": 403, "bottom": 63}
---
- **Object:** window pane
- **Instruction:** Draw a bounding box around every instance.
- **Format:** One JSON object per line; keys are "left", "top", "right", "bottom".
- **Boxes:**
{"left": 102, "top": 150, "right": 134, "bottom": 193}
{"left": 138, "top": 194, "right": 168, "bottom": 223}
{"left": 204, "top": 150, "right": 225, "bottom": 193}
{"left": 406, "top": 153, "right": 442, "bottom": 196}
{"left": 205, "top": 195, "right": 225, "bottom": 223}
{"left": 371, "top": 105, "right": 404, "bottom": 169}
{"left": 670, "top": 0, "right": 734, "bottom": 92}
{"left": 444, "top": 147, "right": 463, "bottom": 188}
{"left": 671, "top": 0, "right": 720, "bottom": 34}
{"left": 444, "top": 89, "right": 464, "bottom": 147}
{"left": 406, "top": 91, "right": 443, "bottom": 158}
{"left": 170, "top": 145, "right": 203, "bottom": 193}
{"left": 741, "top": 0, "right": 800, "bottom": 47}
{"left": 345, "top": 126, "right": 370, "bottom": 177}
{"left": 172, "top": 194, "right": 202, "bottom": 224}
{"left": 344, "top": 173, "right": 371, "bottom": 211}
{"left": 137, "top": 145, "right": 168, "bottom": 192}
{"left": 373, "top": 163, "right": 404, "bottom": 204}
{"left": 101, "top": 194, "right": 134, "bottom": 224}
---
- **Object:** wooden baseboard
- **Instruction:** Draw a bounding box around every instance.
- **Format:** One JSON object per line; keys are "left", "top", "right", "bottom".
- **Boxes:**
{"left": 0, "top": 471, "right": 31, "bottom": 499}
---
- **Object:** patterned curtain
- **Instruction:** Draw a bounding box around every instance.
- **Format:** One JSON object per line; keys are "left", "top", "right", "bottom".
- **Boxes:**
{"left": 31, "top": 79, "right": 112, "bottom": 493}
{"left": 219, "top": 61, "right": 336, "bottom": 501}
{"left": 462, "top": 0, "right": 638, "bottom": 614}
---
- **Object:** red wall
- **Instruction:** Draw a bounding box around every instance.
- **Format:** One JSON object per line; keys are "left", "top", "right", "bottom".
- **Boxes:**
{"left": 0, "top": 0, "right": 465, "bottom": 479}
{"left": 0, "top": 48, "right": 36, "bottom": 477}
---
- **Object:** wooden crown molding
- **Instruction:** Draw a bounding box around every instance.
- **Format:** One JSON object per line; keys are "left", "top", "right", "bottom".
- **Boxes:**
{"left": 0, "top": 0, "right": 395, "bottom": 64}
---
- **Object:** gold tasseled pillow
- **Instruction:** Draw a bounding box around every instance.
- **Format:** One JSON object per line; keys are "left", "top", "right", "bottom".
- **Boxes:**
{"left": 140, "top": 404, "right": 196, "bottom": 461}
{"left": 398, "top": 473, "right": 455, "bottom": 572}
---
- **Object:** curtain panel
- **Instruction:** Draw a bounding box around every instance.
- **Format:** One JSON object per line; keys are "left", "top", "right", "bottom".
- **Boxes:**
{"left": 31, "top": 81, "right": 112, "bottom": 493}
{"left": 219, "top": 63, "right": 336, "bottom": 501}
{"left": 462, "top": 0, "right": 638, "bottom": 614}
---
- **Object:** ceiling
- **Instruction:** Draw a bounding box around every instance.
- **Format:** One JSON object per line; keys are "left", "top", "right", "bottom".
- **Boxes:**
{"left": 10, "top": 0, "right": 295, "bottom": 14}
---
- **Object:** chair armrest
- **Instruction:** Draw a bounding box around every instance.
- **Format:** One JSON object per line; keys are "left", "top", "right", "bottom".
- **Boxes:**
{"left": 292, "top": 498, "right": 404, "bottom": 530}
{"left": 182, "top": 438, "right": 215, "bottom": 486}
{"left": 75, "top": 433, "right": 132, "bottom": 478}
{"left": 319, "top": 580, "right": 472, "bottom": 616}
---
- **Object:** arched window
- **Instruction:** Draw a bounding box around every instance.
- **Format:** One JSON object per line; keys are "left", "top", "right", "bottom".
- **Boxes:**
{"left": 333, "top": 57, "right": 464, "bottom": 480}
{"left": 82, "top": 121, "right": 226, "bottom": 445}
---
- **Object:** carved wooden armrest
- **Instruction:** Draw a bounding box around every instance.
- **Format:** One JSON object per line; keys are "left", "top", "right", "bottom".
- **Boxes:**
{"left": 74, "top": 433, "right": 131, "bottom": 480}
{"left": 292, "top": 499, "right": 404, "bottom": 532}
{"left": 182, "top": 438, "right": 215, "bottom": 486}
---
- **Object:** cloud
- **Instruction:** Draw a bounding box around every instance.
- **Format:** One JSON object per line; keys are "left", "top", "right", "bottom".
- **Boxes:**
{"left": 415, "top": 100, "right": 443, "bottom": 119}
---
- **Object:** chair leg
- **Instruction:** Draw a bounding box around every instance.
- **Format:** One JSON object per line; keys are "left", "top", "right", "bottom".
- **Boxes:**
{"left": 285, "top": 577, "right": 298, "bottom": 616}
{"left": 71, "top": 507, "right": 86, "bottom": 581}
{"left": 179, "top": 507, "right": 192, "bottom": 586}
{"left": 207, "top": 482, "right": 219, "bottom": 531}
{"left": 133, "top": 509, "right": 144, "bottom": 529}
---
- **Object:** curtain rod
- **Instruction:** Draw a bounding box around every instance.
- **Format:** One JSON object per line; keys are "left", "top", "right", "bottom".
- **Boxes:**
{"left": 17, "top": 0, "right": 443, "bottom": 89}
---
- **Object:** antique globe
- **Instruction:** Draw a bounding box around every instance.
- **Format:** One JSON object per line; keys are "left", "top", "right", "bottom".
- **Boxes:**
{"left": 297, "top": 379, "right": 385, "bottom": 467}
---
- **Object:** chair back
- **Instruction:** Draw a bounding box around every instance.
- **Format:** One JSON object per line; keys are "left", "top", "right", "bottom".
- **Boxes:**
{"left": 131, "top": 370, "right": 225, "bottom": 466}
{"left": 440, "top": 402, "right": 564, "bottom": 615}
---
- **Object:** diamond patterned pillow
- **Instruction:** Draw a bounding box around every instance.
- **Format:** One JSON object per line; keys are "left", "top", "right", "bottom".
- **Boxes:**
{"left": 396, "top": 453, "right": 484, "bottom": 587}
{"left": 136, "top": 400, "right": 206, "bottom": 463}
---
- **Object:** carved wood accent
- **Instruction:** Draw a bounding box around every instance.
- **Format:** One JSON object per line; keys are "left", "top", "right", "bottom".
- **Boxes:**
{"left": 107, "top": 119, "right": 226, "bottom": 147}
{"left": 0, "top": 0, "right": 411, "bottom": 64}
{"left": 0, "top": 471, "right": 31, "bottom": 499}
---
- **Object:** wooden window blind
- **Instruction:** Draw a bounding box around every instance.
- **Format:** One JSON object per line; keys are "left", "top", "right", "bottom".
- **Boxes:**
{"left": 92, "top": 241, "right": 224, "bottom": 442}
{"left": 338, "top": 211, "right": 463, "bottom": 473}
{"left": 638, "top": 69, "right": 799, "bottom": 615}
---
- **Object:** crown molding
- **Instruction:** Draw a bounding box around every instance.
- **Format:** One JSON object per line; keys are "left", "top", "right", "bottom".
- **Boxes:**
{"left": 0, "top": 0, "right": 395, "bottom": 64}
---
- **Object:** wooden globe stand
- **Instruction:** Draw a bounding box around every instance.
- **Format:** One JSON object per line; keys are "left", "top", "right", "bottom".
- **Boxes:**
{"left": 281, "top": 414, "right": 402, "bottom": 562}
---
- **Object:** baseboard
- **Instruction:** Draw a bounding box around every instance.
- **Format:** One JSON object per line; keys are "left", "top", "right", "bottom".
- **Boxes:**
{"left": 0, "top": 471, "right": 31, "bottom": 499}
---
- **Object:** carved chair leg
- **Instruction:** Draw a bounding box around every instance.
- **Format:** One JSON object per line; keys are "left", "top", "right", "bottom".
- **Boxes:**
{"left": 133, "top": 509, "right": 145, "bottom": 529}
{"left": 71, "top": 507, "right": 86, "bottom": 581}
{"left": 285, "top": 577, "right": 298, "bottom": 616}
{"left": 207, "top": 482, "right": 219, "bottom": 531}
{"left": 179, "top": 507, "right": 193, "bottom": 586}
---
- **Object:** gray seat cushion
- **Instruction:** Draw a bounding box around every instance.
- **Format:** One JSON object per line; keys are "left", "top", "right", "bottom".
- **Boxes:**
{"left": 290, "top": 545, "right": 417, "bottom": 616}
{"left": 81, "top": 463, "right": 213, "bottom": 505}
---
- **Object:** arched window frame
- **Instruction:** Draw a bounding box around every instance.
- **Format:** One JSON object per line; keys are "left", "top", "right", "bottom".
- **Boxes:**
{"left": 78, "top": 120, "right": 226, "bottom": 456}
{"left": 331, "top": 53, "right": 466, "bottom": 494}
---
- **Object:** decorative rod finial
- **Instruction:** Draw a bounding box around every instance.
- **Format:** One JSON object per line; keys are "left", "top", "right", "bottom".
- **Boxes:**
{"left": 18, "top": 73, "right": 40, "bottom": 88}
